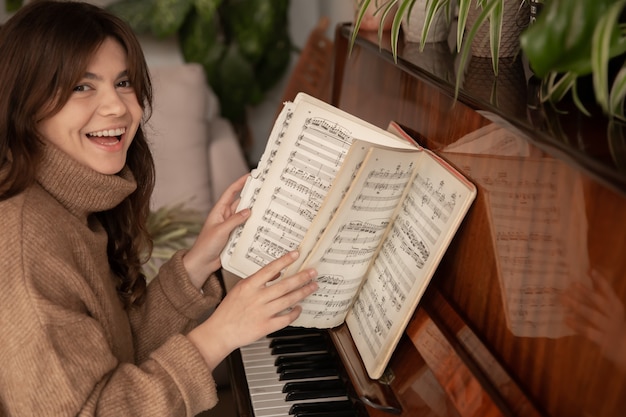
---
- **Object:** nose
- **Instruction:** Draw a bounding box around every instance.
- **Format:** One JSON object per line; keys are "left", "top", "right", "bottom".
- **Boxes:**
{"left": 98, "top": 86, "right": 127, "bottom": 116}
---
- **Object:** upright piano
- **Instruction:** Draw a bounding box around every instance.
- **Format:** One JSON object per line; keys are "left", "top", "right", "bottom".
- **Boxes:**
{"left": 227, "top": 23, "right": 626, "bottom": 417}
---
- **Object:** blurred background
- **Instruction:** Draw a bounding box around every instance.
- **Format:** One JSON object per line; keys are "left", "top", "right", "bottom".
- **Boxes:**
{"left": 0, "top": 0, "right": 355, "bottom": 165}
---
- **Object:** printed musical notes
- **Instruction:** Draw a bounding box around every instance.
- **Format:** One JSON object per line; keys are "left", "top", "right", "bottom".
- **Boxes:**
{"left": 220, "top": 93, "right": 476, "bottom": 380}
{"left": 346, "top": 152, "right": 474, "bottom": 379}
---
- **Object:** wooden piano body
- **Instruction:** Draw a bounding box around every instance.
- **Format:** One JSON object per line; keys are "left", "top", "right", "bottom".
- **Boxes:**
{"left": 228, "top": 24, "right": 626, "bottom": 417}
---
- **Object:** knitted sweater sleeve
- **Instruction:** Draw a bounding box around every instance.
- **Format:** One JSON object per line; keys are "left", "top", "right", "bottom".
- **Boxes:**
{"left": 0, "top": 204, "right": 221, "bottom": 416}
{"left": 129, "top": 250, "right": 224, "bottom": 362}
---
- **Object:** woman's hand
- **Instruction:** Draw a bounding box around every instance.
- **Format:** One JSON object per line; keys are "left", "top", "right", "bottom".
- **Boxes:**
{"left": 187, "top": 251, "right": 318, "bottom": 371}
{"left": 562, "top": 269, "right": 626, "bottom": 371}
{"left": 183, "top": 174, "right": 251, "bottom": 289}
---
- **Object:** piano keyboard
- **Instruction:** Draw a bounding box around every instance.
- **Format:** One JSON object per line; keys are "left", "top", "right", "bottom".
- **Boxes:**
{"left": 239, "top": 327, "right": 361, "bottom": 417}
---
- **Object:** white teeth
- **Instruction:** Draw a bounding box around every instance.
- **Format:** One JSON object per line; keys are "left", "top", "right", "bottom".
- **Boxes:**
{"left": 87, "top": 127, "right": 126, "bottom": 137}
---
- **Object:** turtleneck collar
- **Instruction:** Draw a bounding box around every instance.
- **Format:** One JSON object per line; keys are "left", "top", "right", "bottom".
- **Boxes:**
{"left": 36, "top": 144, "right": 137, "bottom": 219}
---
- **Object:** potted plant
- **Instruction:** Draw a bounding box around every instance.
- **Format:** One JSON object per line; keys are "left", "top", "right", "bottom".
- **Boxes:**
{"left": 520, "top": 0, "right": 626, "bottom": 121}
{"left": 352, "top": 0, "right": 454, "bottom": 59}
{"left": 142, "top": 203, "right": 204, "bottom": 281}
{"left": 105, "top": 0, "right": 292, "bottom": 131}
{"left": 352, "top": 0, "right": 530, "bottom": 95}
{"left": 4, "top": 0, "right": 293, "bottom": 145}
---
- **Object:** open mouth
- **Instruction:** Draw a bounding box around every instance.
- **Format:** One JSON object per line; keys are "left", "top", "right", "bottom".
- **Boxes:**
{"left": 86, "top": 127, "right": 125, "bottom": 145}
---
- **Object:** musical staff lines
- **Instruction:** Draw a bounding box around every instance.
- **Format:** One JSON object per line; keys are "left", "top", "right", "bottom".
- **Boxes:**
{"left": 241, "top": 116, "right": 354, "bottom": 270}
{"left": 299, "top": 273, "right": 361, "bottom": 323}
{"left": 347, "top": 157, "right": 467, "bottom": 359}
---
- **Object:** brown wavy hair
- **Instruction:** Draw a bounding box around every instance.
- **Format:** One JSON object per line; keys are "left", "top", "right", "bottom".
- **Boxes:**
{"left": 0, "top": 0, "right": 154, "bottom": 308}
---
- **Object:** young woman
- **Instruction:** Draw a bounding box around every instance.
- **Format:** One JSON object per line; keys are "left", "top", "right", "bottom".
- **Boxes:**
{"left": 0, "top": 1, "right": 317, "bottom": 415}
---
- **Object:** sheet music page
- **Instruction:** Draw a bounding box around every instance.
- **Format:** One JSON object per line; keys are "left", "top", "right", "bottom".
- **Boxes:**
{"left": 220, "top": 103, "right": 293, "bottom": 276}
{"left": 222, "top": 93, "right": 414, "bottom": 278}
{"left": 290, "top": 146, "right": 424, "bottom": 328}
{"left": 346, "top": 151, "right": 477, "bottom": 379}
{"left": 282, "top": 139, "right": 381, "bottom": 277}
{"left": 443, "top": 151, "right": 590, "bottom": 338}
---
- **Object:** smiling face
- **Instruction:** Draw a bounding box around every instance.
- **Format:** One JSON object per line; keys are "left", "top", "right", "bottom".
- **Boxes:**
{"left": 37, "top": 38, "right": 142, "bottom": 175}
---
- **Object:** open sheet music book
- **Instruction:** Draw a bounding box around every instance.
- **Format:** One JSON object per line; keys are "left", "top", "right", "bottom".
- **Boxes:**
{"left": 221, "top": 93, "right": 476, "bottom": 379}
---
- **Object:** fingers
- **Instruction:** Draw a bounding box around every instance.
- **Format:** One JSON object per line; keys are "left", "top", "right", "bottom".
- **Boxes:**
{"left": 216, "top": 174, "right": 249, "bottom": 207}
{"left": 249, "top": 251, "right": 302, "bottom": 287}
{"left": 218, "top": 207, "right": 250, "bottom": 233}
{"left": 245, "top": 251, "right": 318, "bottom": 313}
{"left": 271, "top": 305, "right": 304, "bottom": 329}
{"left": 266, "top": 268, "right": 317, "bottom": 304}
{"left": 591, "top": 270, "right": 623, "bottom": 313}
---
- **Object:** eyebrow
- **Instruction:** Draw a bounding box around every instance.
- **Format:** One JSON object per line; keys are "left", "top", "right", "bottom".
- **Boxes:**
{"left": 82, "top": 70, "right": 129, "bottom": 81}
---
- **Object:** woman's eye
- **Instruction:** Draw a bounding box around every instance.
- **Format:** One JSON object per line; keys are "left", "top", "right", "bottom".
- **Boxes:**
{"left": 117, "top": 80, "right": 132, "bottom": 88}
{"left": 73, "top": 84, "right": 92, "bottom": 92}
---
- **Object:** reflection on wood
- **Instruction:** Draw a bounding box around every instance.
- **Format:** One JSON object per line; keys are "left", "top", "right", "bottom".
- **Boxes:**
{"left": 327, "top": 23, "right": 626, "bottom": 417}
{"left": 407, "top": 309, "right": 503, "bottom": 416}
{"left": 442, "top": 124, "right": 592, "bottom": 338}
{"left": 424, "top": 289, "right": 543, "bottom": 416}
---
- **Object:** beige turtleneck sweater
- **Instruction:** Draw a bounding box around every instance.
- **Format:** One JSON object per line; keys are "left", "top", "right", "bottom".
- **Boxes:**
{"left": 0, "top": 144, "right": 223, "bottom": 416}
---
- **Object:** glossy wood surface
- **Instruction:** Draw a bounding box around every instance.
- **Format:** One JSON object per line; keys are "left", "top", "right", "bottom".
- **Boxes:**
{"left": 330, "top": 24, "right": 626, "bottom": 417}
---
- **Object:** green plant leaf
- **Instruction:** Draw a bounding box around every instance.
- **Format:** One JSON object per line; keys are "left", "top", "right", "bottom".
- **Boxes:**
{"left": 456, "top": 0, "right": 499, "bottom": 98}
{"left": 106, "top": 0, "right": 156, "bottom": 34}
{"left": 5, "top": 0, "right": 23, "bottom": 13}
{"left": 570, "top": 81, "right": 591, "bottom": 117}
{"left": 607, "top": 119, "right": 626, "bottom": 171}
{"left": 456, "top": 0, "right": 472, "bottom": 52}
{"left": 379, "top": 0, "right": 401, "bottom": 53}
{"left": 178, "top": 11, "right": 225, "bottom": 81}
{"left": 609, "top": 65, "right": 626, "bottom": 121}
{"left": 150, "top": 0, "right": 194, "bottom": 38}
{"left": 194, "top": 0, "right": 222, "bottom": 21}
{"left": 592, "top": 0, "right": 626, "bottom": 115}
{"left": 390, "top": 0, "right": 411, "bottom": 60}
{"left": 544, "top": 72, "right": 577, "bottom": 102}
{"left": 350, "top": 0, "right": 373, "bottom": 56}
{"left": 215, "top": 44, "right": 258, "bottom": 123}
{"left": 488, "top": 0, "right": 503, "bottom": 75}
{"left": 143, "top": 203, "right": 203, "bottom": 280}
{"left": 254, "top": 26, "right": 292, "bottom": 94}
{"left": 420, "top": 0, "right": 452, "bottom": 51}
{"left": 225, "top": 0, "right": 288, "bottom": 64}
{"left": 520, "top": 0, "right": 617, "bottom": 78}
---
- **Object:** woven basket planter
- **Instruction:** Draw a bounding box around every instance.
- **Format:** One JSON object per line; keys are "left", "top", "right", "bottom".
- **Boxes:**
{"left": 402, "top": 0, "right": 452, "bottom": 43}
{"left": 465, "top": 0, "right": 530, "bottom": 58}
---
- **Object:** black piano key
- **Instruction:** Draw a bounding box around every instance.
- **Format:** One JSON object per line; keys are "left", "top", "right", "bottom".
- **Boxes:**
{"left": 239, "top": 327, "right": 362, "bottom": 417}
{"left": 274, "top": 356, "right": 332, "bottom": 373}
{"left": 293, "top": 411, "right": 358, "bottom": 417}
{"left": 289, "top": 400, "right": 356, "bottom": 414}
{"left": 268, "top": 326, "right": 323, "bottom": 338}
{"left": 279, "top": 367, "right": 339, "bottom": 380}
{"left": 277, "top": 357, "right": 334, "bottom": 373}
{"left": 272, "top": 342, "right": 328, "bottom": 355}
{"left": 282, "top": 379, "right": 345, "bottom": 393}
{"left": 269, "top": 335, "right": 325, "bottom": 348}
{"left": 285, "top": 387, "right": 348, "bottom": 401}
{"left": 274, "top": 352, "right": 331, "bottom": 366}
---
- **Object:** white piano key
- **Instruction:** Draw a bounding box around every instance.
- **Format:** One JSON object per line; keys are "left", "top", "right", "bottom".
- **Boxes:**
{"left": 239, "top": 331, "right": 355, "bottom": 417}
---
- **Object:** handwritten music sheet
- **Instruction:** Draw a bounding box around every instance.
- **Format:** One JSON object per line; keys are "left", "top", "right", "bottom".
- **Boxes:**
{"left": 346, "top": 153, "right": 477, "bottom": 379}
{"left": 221, "top": 93, "right": 413, "bottom": 278}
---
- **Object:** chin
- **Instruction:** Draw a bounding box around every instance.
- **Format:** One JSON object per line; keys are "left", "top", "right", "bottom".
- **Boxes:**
{"left": 88, "top": 157, "right": 128, "bottom": 175}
